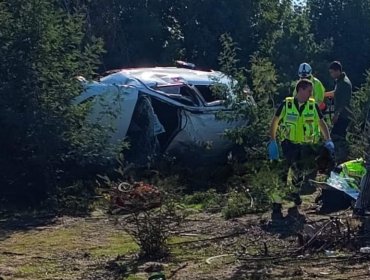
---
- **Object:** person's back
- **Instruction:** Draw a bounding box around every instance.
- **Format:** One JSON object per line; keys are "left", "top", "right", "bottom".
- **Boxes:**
{"left": 328, "top": 61, "right": 352, "bottom": 140}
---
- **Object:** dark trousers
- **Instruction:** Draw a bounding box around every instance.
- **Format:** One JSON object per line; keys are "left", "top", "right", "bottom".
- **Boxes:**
{"left": 331, "top": 117, "right": 350, "bottom": 163}
{"left": 331, "top": 117, "right": 350, "bottom": 138}
{"left": 280, "top": 140, "right": 320, "bottom": 198}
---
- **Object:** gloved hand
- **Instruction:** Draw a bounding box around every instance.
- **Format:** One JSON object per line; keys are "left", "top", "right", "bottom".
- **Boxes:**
{"left": 324, "top": 139, "right": 335, "bottom": 153}
{"left": 268, "top": 140, "right": 279, "bottom": 160}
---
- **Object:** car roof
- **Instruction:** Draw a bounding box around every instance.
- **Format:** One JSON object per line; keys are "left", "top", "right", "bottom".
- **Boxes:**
{"left": 100, "top": 67, "right": 232, "bottom": 87}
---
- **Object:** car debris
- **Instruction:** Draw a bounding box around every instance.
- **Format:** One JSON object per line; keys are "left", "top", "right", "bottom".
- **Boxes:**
{"left": 110, "top": 181, "right": 162, "bottom": 214}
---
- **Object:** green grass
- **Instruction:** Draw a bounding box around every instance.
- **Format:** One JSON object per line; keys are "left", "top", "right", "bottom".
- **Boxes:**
{"left": 90, "top": 233, "right": 139, "bottom": 257}
{"left": 15, "top": 261, "right": 60, "bottom": 278}
{"left": 125, "top": 275, "right": 147, "bottom": 280}
{"left": 0, "top": 219, "right": 140, "bottom": 279}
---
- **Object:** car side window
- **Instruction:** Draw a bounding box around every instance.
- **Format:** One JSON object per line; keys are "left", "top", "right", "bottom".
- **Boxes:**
{"left": 195, "top": 85, "right": 226, "bottom": 105}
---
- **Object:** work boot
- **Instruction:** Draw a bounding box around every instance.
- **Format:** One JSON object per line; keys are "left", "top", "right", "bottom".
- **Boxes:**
{"left": 271, "top": 203, "right": 284, "bottom": 220}
{"left": 286, "top": 206, "right": 306, "bottom": 223}
{"left": 292, "top": 192, "right": 302, "bottom": 206}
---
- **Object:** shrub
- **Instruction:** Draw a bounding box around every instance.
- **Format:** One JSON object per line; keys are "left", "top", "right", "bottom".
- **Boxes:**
{"left": 222, "top": 188, "right": 251, "bottom": 219}
{"left": 102, "top": 160, "right": 185, "bottom": 260}
{"left": 183, "top": 189, "right": 225, "bottom": 213}
{"left": 0, "top": 0, "right": 104, "bottom": 206}
{"left": 226, "top": 160, "right": 286, "bottom": 214}
{"left": 348, "top": 70, "right": 370, "bottom": 158}
{"left": 246, "top": 162, "right": 286, "bottom": 212}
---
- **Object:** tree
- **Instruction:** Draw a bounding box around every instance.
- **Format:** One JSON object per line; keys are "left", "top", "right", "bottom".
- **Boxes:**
{"left": 0, "top": 0, "right": 104, "bottom": 205}
{"left": 307, "top": 0, "right": 370, "bottom": 87}
{"left": 347, "top": 70, "right": 370, "bottom": 158}
{"left": 257, "top": 0, "right": 332, "bottom": 97}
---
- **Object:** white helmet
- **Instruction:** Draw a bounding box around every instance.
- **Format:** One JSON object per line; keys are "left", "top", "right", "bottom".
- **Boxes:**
{"left": 298, "top": 63, "right": 312, "bottom": 78}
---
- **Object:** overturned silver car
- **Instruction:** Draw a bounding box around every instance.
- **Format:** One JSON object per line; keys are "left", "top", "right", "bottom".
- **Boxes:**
{"left": 75, "top": 64, "right": 254, "bottom": 164}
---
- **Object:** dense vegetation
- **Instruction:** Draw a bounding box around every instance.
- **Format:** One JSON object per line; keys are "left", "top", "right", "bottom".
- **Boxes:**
{"left": 1, "top": 0, "right": 370, "bottom": 209}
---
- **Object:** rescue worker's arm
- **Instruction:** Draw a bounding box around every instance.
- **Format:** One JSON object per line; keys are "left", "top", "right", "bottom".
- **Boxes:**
{"left": 270, "top": 101, "right": 285, "bottom": 140}
{"left": 315, "top": 104, "right": 331, "bottom": 141}
{"left": 324, "top": 91, "right": 334, "bottom": 98}
{"left": 270, "top": 102, "right": 285, "bottom": 140}
{"left": 270, "top": 116, "right": 280, "bottom": 140}
{"left": 319, "top": 119, "right": 331, "bottom": 141}
{"left": 314, "top": 78, "right": 325, "bottom": 104}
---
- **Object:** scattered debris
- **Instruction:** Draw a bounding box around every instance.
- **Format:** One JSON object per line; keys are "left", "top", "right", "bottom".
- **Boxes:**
{"left": 110, "top": 181, "right": 162, "bottom": 213}
{"left": 360, "top": 247, "right": 370, "bottom": 254}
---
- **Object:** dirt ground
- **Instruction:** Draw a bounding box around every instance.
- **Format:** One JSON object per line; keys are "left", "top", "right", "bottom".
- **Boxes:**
{"left": 1, "top": 196, "right": 370, "bottom": 280}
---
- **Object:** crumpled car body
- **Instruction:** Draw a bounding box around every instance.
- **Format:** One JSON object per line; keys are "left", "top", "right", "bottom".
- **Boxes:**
{"left": 75, "top": 67, "right": 254, "bottom": 164}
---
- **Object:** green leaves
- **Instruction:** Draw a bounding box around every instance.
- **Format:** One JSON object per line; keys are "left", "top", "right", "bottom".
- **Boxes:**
{"left": 0, "top": 0, "right": 104, "bottom": 204}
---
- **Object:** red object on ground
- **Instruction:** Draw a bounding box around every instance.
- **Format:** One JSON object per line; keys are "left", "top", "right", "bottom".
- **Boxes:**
{"left": 110, "top": 182, "right": 162, "bottom": 213}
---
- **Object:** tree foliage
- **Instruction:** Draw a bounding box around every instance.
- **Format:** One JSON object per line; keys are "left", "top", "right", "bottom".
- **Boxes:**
{"left": 0, "top": 0, "right": 104, "bottom": 205}
{"left": 308, "top": 0, "right": 370, "bottom": 87}
{"left": 348, "top": 71, "right": 370, "bottom": 158}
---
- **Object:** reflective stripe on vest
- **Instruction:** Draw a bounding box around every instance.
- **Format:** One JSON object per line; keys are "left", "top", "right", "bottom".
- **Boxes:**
{"left": 281, "top": 97, "right": 320, "bottom": 144}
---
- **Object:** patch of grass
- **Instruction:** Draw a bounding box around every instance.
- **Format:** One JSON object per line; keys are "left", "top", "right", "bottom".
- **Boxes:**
{"left": 5, "top": 227, "right": 79, "bottom": 254}
{"left": 15, "top": 261, "right": 60, "bottom": 278}
{"left": 183, "top": 189, "right": 225, "bottom": 213}
{"left": 170, "top": 245, "right": 215, "bottom": 262}
{"left": 0, "top": 218, "right": 141, "bottom": 279}
{"left": 169, "top": 235, "right": 225, "bottom": 263}
{"left": 168, "top": 234, "right": 209, "bottom": 245}
{"left": 90, "top": 234, "right": 139, "bottom": 257}
{"left": 125, "top": 275, "right": 147, "bottom": 280}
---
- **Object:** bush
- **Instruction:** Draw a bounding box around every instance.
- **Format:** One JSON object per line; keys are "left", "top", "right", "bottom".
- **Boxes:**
{"left": 102, "top": 160, "right": 185, "bottom": 260}
{"left": 226, "top": 160, "right": 286, "bottom": 214}
{"left": 183, "top": 189, "right": 225, "bottom": 213}
{"left": 222, "top": 188, "right": 251, "bottom": 219}
{"left": 348, "top": 70, "right": 370, "bottom": 158}
{"left": 0, "top": 0, "right": 104, "bottom": 206}
{"left": 246, "top": 162, "right": 286, "bottom": 211}
{"left": 53, "top": 180, "right": 95, "bottom": 216}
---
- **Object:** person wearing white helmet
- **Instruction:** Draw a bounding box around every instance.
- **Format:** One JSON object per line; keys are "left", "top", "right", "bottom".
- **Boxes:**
{"left": 293, "top": 63, "right": 326, "bottom": 109}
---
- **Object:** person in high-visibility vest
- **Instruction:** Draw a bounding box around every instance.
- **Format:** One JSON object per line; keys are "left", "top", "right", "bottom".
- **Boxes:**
{"left": 292, "top": 63, "right": 326, "bottom": 108}
{"left": 268, "top": 79, "right": 334, "bottom": 221}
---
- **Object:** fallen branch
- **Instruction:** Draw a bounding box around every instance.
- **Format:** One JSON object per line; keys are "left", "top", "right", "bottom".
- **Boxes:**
{"left": 294, "top": 220, "right": 334, "bottom": 254}
{"left": 0, "top": 251, "right": 24, "bottom": 256}
{"left": 168, "top": 263, "right": 188, "bottom": 279}
{"left": 168, "top": 231, "right": 246, "bottom": 246}
{"left": 238, "top": 253, "right": 358, "bottom": 264}
{"left": 0, "top": 251, "right": 57, "bottom": 261}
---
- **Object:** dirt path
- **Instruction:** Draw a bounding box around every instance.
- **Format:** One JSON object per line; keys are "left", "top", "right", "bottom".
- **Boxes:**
{"left": 0, "top": 205, "right": 370, "bottom": 280}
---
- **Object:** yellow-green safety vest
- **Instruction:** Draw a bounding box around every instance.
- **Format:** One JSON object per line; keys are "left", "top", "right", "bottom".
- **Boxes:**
{"left": 339, "top": 158, "right": 367, "bottom": 178}
{"left": 280, "top": 97, "right": 321, "bottom": 144}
